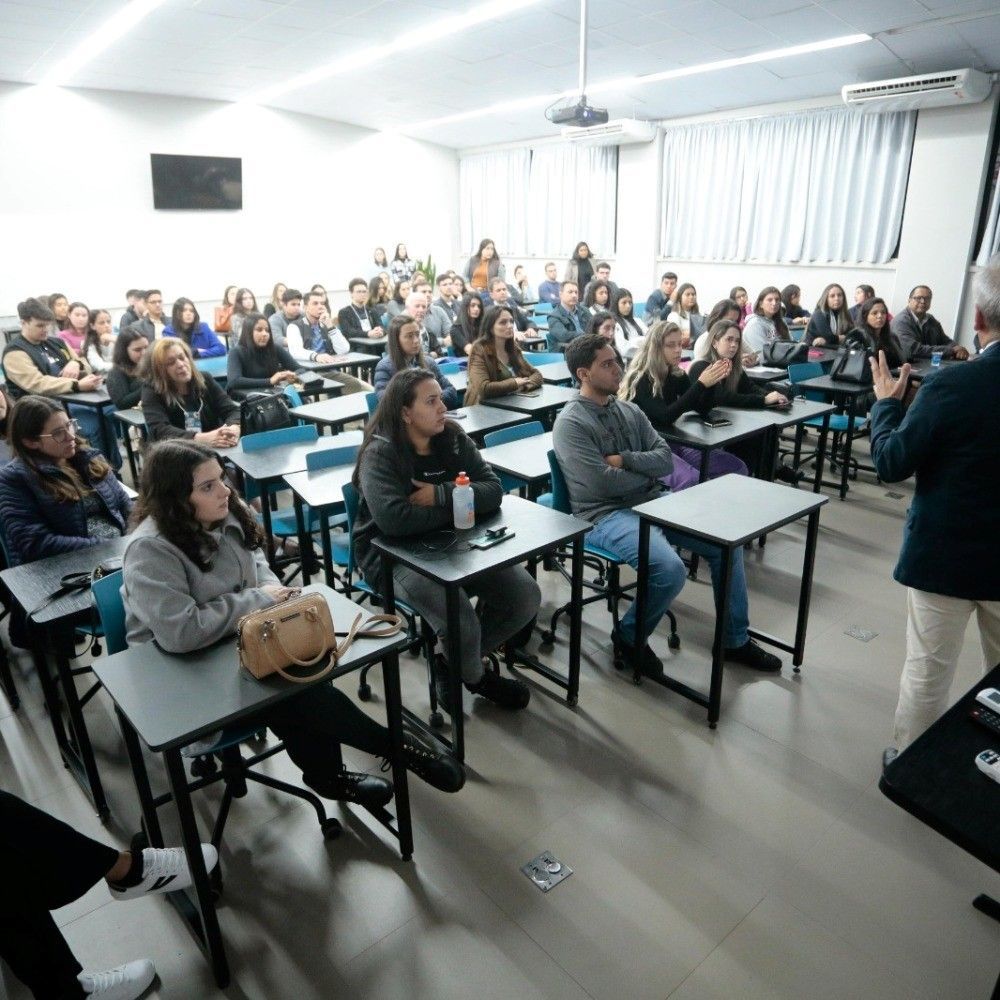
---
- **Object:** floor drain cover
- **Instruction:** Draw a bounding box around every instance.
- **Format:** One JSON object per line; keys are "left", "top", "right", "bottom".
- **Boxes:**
{"left": 845, "top": 626, "right": 878, "bottom": 642}
{"left": 521, "top": 852, "right": 573, "bottom": 892}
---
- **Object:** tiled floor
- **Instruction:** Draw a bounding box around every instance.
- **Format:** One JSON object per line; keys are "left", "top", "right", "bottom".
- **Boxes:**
{"left": 3, "top": 443, "right": 998, "bottom": 1000}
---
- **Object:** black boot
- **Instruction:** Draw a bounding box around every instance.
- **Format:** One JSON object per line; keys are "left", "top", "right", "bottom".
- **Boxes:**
{"left": 466, "top": 668, "right": 530, "bottom": 710}
{"left": 304, "top": 769, "right": 393, "bottom": 809}
{"left": 612, "top": 628, "right": 664, "bottom": 679}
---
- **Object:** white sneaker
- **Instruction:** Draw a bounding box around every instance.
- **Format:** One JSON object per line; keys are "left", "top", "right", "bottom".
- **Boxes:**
{"left": 78, "top": 958, "right": 155, "bottom": 999}
{"left": 108, "top": 844, "right": 218, "bottom": 901}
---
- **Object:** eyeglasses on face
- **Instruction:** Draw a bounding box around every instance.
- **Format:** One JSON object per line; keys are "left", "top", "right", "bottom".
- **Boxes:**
{"left": 910, "top": 294, "right": 931, "bottom": 302}
{"left": 38, "top": 419, "right": 78, "bottom": 443}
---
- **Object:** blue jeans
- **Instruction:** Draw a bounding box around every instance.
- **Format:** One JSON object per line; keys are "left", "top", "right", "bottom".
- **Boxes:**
{"left": 587, "top": 508, "right": 750, "bottom": 649}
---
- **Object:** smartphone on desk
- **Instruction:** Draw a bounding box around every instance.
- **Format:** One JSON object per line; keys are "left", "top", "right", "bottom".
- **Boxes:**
{"left": 519, "top": 389, "right": 543, "bottom": 397}
{"left": 700, "top": 410, "right": 732, "bottom": 428}
{"left": 469, "top": 525, "right": 515, "bottom": 549}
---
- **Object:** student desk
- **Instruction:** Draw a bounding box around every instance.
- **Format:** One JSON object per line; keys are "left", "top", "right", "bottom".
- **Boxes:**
{"left": 480, "top": 431, "right": 554, "bottom": 500}
{"left": 66, "top": 388, "right": 116, "bottom": 459}
{"left": 112, "top": 408, "right": 147, "bottom": 484}
{"left": 218, "top": 434, "right": 363, "bottom": 567}
{"left": 660, "top": 409, "right": 776, "bottom": 482}
{"left": 291, "top": 394, "right": 371, "bottom": 433}
{"left": 373, "top": 494, "right": 590, "bottom": 761}
{"left": 753, "top": 399, "right": 836, "bottom": 493}
{"left": 91, "top": 583, "right": 413, "bottom": 989}
{"left": 901, "top": 357, "right": 962, "bottom": 381}
{"left": 194, "top": 356, "right": 227, "bottom": 380}
{"left": 483, "top": 384, "right": 578, "bottom": 430}
{"left": 880, "top": 662, "right": 1000, "bottom": 1000}
{"left": 520, "top": 335, "right": 547, "bottom": 351}
{"left": 0, "top": 536, "right": 130, "bottom": 819}
{"left": 450, "top": 405, "right": 529, "bottom": 442}
{"left": 631, "top": 475, "right": 827, "bottom": 727}
{"left": 445, "top": 369, "right": 469, "bottom": 393}
{"left": 346, "top": 335, "right": 387, "bottom": 356}
{"left": 796, "top": 374, "right": 872, "bottom": 500}
{"left": 300, "top": 351, "right": 380, "bottom": 383}
{"left": 536, "top": 360, "right": 572, "bottom": 384}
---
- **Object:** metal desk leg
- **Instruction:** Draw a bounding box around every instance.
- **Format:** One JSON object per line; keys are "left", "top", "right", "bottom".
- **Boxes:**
{"left": 163, "top": 749, "right": 230, "bottom": 989}
{"left": 632, "top": 517, "right": 651, "bottom": 685}
{"left": 96, "top": 405, "right": 115, "bottom": 463}
{"left": 0, "top": 644, "right": 18, "bottom": 711}
{"left": 445, "top": 584, "right": 465, "bottom": 762}
{"left": 293, "top": 495, "right": 310, "bottom": 585}
{"left": 258, "top": 480, "right": 276, "bottom": 566}
{"left": 566, "top": 537, "right": 583, "bottom": 706}
{"left": 381, "top": 650, "right": 413, "bottom": 861}
{"left": 707, "top": 545, "right": 733, "bottom": 729}
{"left": 120, "top": 424, "right": 139, "bottom": 486}
{"left": 116, "top": 707, "right": 165, "bottom": 848}
{"left": 839, "top": 394, "right": 858, "bottom": 501}
{"left": 318, "top": 514, "right": 336, "bottom": 589}
{"left": 792, "top": 509, "right": 821, "bottom": 672}
{"left": 698, "top": 448, "right": 710, "bottom": 482}
{"left": 33, "top": 648, "right": 69, "bottom": 747}
{"left": 812, "top": 413, "right": 830, "bottom": 493}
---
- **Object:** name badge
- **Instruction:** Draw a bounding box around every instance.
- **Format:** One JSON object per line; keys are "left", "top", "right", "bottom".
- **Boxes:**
{"left": 360, "top": 316, "right": 372, "bottom": 333}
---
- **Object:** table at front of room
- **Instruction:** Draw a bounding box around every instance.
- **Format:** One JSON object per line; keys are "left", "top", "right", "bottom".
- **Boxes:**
{"left": 91, "top": 583, "right": 413, "bottom": 990}
{"left": 880, "top": 662, "right": 1000, "bottom": 1000}
{"left": 631, "top": 475, "right": 827, "bottom": 727}
{"left": 0, "top": 536, "right": 130, "bottom": 819}
{"left": 372, "top": 494, "right": 590, "bottom": 761}
{"left": 481, "top": 384, "right": 577, "bottom": 430}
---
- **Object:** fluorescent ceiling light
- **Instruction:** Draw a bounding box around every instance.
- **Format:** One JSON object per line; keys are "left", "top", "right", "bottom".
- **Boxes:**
{"left": 405, "top": 32, "right": 872, "bottom": 132}
{"left": 43, "top": 0, "right": 168, "bottom": 87}
{"left": 249, "top": 0, "right": 546, "bottom": 106}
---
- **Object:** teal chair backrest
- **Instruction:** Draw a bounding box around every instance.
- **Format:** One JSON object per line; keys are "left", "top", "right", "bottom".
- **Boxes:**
{"left": 92, "top": 571, "right": 127, "bottom": 656}
{"left": 306, "top": 444, "right": 359, "bottom": 472}
{"left": 787, "top": 361, "right": 825, "bottom": 403}
{"left": 547, "top": 450, "right": 572, "bottom": 515}
{"left": 341, "top": 481, "right": 361, "bottom": 577}
{"left": 483, "top": 420, "right": 544, "bottom": 449}
{"left": 790, "top": 326, "right": 806, "bottom": 343}
{"left": 365, "top": 391, "right": 379, "bottom": 417}
{"left": 529, "top": 353, "right": 567, "bottom": 368}
{"left": 533, "top": 302, "right": 554, "bottom": 315}
{"left": 633, "top": 302, "right": 647, "bottom": 318}
{"left": 437, "top": 361, "right": 463, "bottom": 374}
{"left": 284, "top": 385, "right": 304, "bottom": 408}
{"left": 242, "top": 422, "right": 318, "bottom": 452}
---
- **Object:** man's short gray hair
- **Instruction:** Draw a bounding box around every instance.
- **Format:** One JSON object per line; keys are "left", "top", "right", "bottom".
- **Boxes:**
{"left": 974, "top": 253, "right": 1000, "bottom": 333}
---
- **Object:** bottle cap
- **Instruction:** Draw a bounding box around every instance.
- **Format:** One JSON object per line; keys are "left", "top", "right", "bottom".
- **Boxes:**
{"left": 455, "top": 471, "right": 470, "bottom": 486}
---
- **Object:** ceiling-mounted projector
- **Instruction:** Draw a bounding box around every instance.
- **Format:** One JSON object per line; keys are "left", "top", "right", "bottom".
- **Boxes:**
{"left": 551, "top": 98, "right": 609, "bottom": 128}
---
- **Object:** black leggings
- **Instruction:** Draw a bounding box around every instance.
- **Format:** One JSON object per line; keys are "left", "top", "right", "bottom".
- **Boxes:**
{"left": 0, "top": 790, "right": 119, "bottom": 999}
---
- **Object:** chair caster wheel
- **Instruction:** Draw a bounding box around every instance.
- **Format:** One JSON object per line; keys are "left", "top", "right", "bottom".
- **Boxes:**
{"left": 357, "top": 683, "right": 372, "bottom": 701}
{"left": 322, "top": 818, "right": 342, "bottom": 840}
{"left": 429, "top": 711, "right": 444, "bottom": 729}
{"left": 668, "top": 634, "right": 681, "bottom": 651}
{"left": 539, "top": 631, "right": 555, "bottom": 645}
{"left": 632, "top": 675, "right": 642, "bottom": 686}
{"left": 190, "top": 755, "right": 218, "bottom": 779}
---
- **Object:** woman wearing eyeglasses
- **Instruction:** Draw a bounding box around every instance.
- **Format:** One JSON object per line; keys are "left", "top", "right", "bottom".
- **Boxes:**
{"left": 0, "top": 395, "right": 131, "bottom": 568}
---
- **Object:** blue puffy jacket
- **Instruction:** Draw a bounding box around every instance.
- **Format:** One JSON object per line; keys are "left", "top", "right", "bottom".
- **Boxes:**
{"left": 373, "top": 355, "right": 459, "bottom": 409}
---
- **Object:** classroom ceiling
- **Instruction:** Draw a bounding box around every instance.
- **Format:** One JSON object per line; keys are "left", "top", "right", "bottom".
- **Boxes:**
{"left": 1, "top": 0, "right": 999, "bottom": 148}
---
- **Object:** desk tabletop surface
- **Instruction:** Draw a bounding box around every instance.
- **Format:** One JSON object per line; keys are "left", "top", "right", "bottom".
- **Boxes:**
{"left": 283, "top": 462, "right": 356, "bottom": 508}
{"left": 372, "top": 494, "right": 589, "bottom": 585}
{"left": 299, "top": 352, "right": 379, "bottom": 373}
{"left": 1, "top": 536, "right": 129, "bottom": 625}
{"left": 291, "top": 394, "right": 370, "bottom": 426}
{"left": 799, "top": 374, "right": 874, "bottom": 395}
{"left": 536, "top": 360, "right": 572, "bottom": 384}
{"left": 633, "top": 474, "right": 827, "bottom": 545}
{"left": 69, "top": 389, "right": 113, "bottom": 405}
{"left": 880, "top": 663, "right": 1000, "bottom": 874}
{"left": 661, "top": 408, "right": 775, "bottom": 450}
{"left": 194, "top": 357, "right": 227, "bottom": 375}
{"left": 347, "top": 336, "right": 387, "bottom": 351}
{"left": 112, "top": 408, "right": 145, "bottom": 427}
{"left": 480, "top": 431, "right": 554, "bottom": 482}
{"left": 753, "top": 398, "right": 837, "bottom": 428}
{"left": 92, "top": 584, "right": 409, "bottom": 752}
{"left": 445, "top": 369, "right": 469, "bottom": 391}
{"left": 452, "top": 404, "right": 529, "bottom": 439}
{"left": 220, "top": 430, "right": 363, "bottom": 480}
{"left": 483, "top": 384, "right": 577, "bottom": 414}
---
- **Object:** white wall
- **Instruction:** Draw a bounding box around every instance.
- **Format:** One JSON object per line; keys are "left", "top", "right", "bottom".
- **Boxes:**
{"left": 0, "top": 82, "right": 459, "bottom": 322}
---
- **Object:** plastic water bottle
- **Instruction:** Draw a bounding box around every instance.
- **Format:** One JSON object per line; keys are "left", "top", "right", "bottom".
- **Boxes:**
{"left": 452, "top": 471, "right": 475, "bottom": 529}
{"left": 931, "top": 350, "right": 943, "bottom": 368}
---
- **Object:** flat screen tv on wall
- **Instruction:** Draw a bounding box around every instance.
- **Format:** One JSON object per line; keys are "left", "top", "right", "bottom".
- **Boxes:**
{"left": 150, "top": 153, "right": 242, "bottom": 210}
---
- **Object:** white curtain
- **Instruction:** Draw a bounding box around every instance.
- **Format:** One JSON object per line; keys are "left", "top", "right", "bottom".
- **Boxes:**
{"left": 976, "top": 148, "right": 1000, "bottom": 265}
{"left": 660, "top": 107, "right": 916, "bottom": 264}
{"left": 459, "top": 149, "right": 531, "bottom": 256}
{"left": 526, "top": 145, "right": 618, "bottom": 258}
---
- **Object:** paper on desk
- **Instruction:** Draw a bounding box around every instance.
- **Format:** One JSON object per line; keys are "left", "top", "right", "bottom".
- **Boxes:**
{"left": 745, "top": 365, "right": 785, "bottom": 375}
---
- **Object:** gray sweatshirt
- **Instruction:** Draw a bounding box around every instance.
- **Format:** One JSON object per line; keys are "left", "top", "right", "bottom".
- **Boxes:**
{"left": 122, "top": 514, "right": 279, "bottom": 653}
{"left": 552, "top": 392, "right": 673, "bottom": 524}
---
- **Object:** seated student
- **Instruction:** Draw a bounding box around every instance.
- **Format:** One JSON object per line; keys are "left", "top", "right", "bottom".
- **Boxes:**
{"left": 3, "top": 298, "right": 115, "bottom": 465}
{"left": 122, "top": 440, "right": 463, "bottom": 802}
{"left": 264, "top": 281, "right": 286, "bottom": 320}
{"left": 645, "top": 271, "right": 678, "bottom": 322}
{"left": 353, "top": 368, "right": 539, "bottom": 709}
{"left": 0, "top": 788, "right": 218, "bottom": 1000}
{"left": 48, "top": 293, "right": 71, "bottom": 331}
{"left": 268, "top": 286, "right": 303, "bottom": 345}
{"left": 228, "top": 287, "right": 258, "bottom": 343}
{"left": 805, "top": 283, "right": 853, "bottom": 346}
{"left": 692, "top": 298, "right": 745, "bottom": 361}
{"left": 730, "top": 285, "right": 752, "bottom": 329}
{"left": 141, "top": 338, "right": 241, "bottom": 446}
{"left": 552, "top": 334, "right": 781, "bottom": 675}
{"left": 107, "top": 328, "right": 149, "bottom": 411}
{"left": 163, "top": 297, "right": 226, "bottom": 358}
{"left": 537, "top": 261, "right": 562, "bottom": 306}
{"left": 433, "top": 272, "right": 459, "bottom": 322}
{"left": 464, "top": 304, "right": 543, "bottom": 406}
{"left": 666, "top": 282, "right": 705, "bottom": 346}
{"left": 585, "top": 310, "right": 625, "bottom": 367}
{"left": 0, "top": 396, "right": 132, "bottom": 567}
{"left": 412, "top": 278, "right": 452, "bottom": 350}
{"left": 890, "top": 284, "right": 970, "bottom": 361}
{"left": 855, "top": 296, "right": 904, "bottom": 368}
{"left": 338, "top": 277, "right": 385, "bottom": 342}
{"left": 487, "top": 277, "right": 538, "bottom": 340}
{"left": 58, "top": 301, "right": 90, "bottom": 354}
{"left": 849, "top": 283, "right": 875, "bottom": 325}
{"left": 83, "top": 307, "right": 115, "bottom": 373}
{"left": 781, "top": 284, "right": 810, "bottom": 327}
{"left": 741, "top": 286, "right": 791, "bottom": 355}
{"left": 124, "top": 289, "right": 166, "bottom": 340}
{"left": 214, "top": 285, "right": 237, "bottom": 334}
{"left": 286, "top": 290, "right": 372, "bottom": 395}
{"left": 367, "top": 276, "right": 390, "bottom": 320}
{"left": 374, "top": 314, "right": 459, "bottom": 408}
{"left": 390, "top": 243, "right": 416, "bottom": 284}
{"left": 619, "top": 321, "right": 745, "bottom": 491}
{"left": 546, "top": 281, "right": 591, "bottom": 352}
{"left": 583, "top": 278, "right": 612, "bottom": 316}
{"left": 689, "top": 321, "right": 789, "bottom": 410}
{"left": 449, "top": 292, "right": 483, "bottom": 358}
{"left": 227, "top": 311, "right": 302, "bottom": 397}
{"left": 385, "top": 279, "right": 411, "bottom": 320}
{"left": 611, "top": 287, "right": 647, "bottom": 354}
{"left": 120, "top": 288, "right": 144, "bottom": 332}
{"left": 512, "top": 265, "right": 535, "bottom": 305}
{"left": 583, "top": 262, "right": 619, "bottom": 304}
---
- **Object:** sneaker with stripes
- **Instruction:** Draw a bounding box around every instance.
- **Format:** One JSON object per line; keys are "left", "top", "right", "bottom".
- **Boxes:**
{"left": 108, "top": 844, "right": 218, "bottom": 901}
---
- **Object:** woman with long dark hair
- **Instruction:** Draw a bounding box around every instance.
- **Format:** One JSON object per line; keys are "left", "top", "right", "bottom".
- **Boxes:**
{"left": 121, "top": 439, "right": 463, "bottom": 801}
{"left": 82, "top": 307, "right": 115, "bottom": 373}
{"left": 227, "top": 312, "right": 302, "bottom": 396}
{"left": 213, "top": 285, "right": 237, "bottom": 333}
{"left": 107, "top": 329, "right": 149, "bottom": 410}
{"left": 373, "top": 314, "right": 459, "bottom": 408}
{"left": 611, "top": 287, "right": 646, "bottom": 354}
{"left": 855, "top": 297, "right": 904, "bottom": 368}
{"left": 264, "top": 282, "right": 286, "bottom": 319}
{"left": 58, "top": 301, "right": 90, "bottom": 353}
{"left": 367, "top": 275, "right": 390, "bottom": 319}
{"left": 385, "top": 279, "right": 411, "bottom": 320}
{"left": 390, "top": 243, "right": 416, "bottom": 284}
{"left": 741, "top": 286, "right": 790, "bottom": 355}
{"left": 583, "top": 278, "right": 611, "bottom": 315}
{"left": 850, "top": 283, "right": 876, "bottom": 324}
{"left": 164, "top": 297, "right": 226, "bottom": 358}
{"left": 693, "top": 298, "right": 745, "bottom": 361}
{"left": 48, "top": 293, "right": 70, "bottom": 331}
{"left": 463, "top": 238, "right": 505, "bottom": 293}
{"left": 353, "top": 368, "right": 539, "bottom": 711}
{"left": 805, "top": 283, "right": 852, "bottom": 347}
{"left": 565, "top": 241, "right": 594, "bottom": 297}
{"left": 729, "top": 285, "right": 751, "bottom": 329}
{"left": 448, "top": 292, "right": 483, "bottom": 358}
{"left": 781, "top": 284, "right": 810, "bottom": 327}
{"left": 228, "top": 288, "right": 259, "bottom": 342}
{"left": 371, "top": 246, "right": 389, "bottom": 278}
{"left": 463, "top": 305, "right": 542, "bottom": 406}
{"left": 666, "top": 283, "right": 705, "bottom": 346}
{"left": 689, "top": 321, "right": 788, "bottom": 409}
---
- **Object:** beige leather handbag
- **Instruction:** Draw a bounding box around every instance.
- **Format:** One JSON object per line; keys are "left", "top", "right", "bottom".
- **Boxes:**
{"left": 237, "top": 593, "right": 402, "bottom": 684}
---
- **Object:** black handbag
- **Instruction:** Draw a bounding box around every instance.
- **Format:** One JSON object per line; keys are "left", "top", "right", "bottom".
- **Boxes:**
{"left": 830, "top": 333, "right": 874, "bottom": 385}
{"left": 762, "top": 341, "right": 808, "bottom": 368}
{"left": 240, "top": 391, "right": 293, "bottom": 436}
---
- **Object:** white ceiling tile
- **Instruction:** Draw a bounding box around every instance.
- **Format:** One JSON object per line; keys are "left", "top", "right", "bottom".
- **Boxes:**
{"left": 192, "top": 0, "right": 284, "bottom": 19}
{"left": 919, "top": 0, "right": 1000, "bottom": 13}
{"left": 714, "top": 0, "right": 810, "bottom": 15}
{"left": 756, "top": 5, "right": 856, "bottom": 38}
{"left": 879, "top": 23, "right": 970, "bottom": 59}
{"left": 954, "top": 12, "right": 1000, "bottom": 49}
{"left": 601, "top": 14, "right": 678, "bottom": 46}
{"left": 817, "top": 0, "right": 935, "bottom": 35}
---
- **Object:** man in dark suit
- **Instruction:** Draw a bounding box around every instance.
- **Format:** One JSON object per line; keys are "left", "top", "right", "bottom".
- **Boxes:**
{"left": 889, "top": 284, "right": 970, "bottom": 362}
{"left": 546, "top": 281, "right": 591, "bottom": 352}
{"left": 337, "top": 277, "right": 383, "bottom": 344}
{"left": 870, "top": 259, "right": 1000, "bottom": 752}
{"left": 488, "top": 277, "right": 538, "bottom": 340}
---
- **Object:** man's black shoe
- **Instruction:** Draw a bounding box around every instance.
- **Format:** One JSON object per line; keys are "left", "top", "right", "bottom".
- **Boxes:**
{"left": 612, "top": 628, "right": 664, "bottom": 679}
{"left": 304, "top": 769, "right": 393, "bottom": 809}
{"left": 775, "top": 463, "right": 805, "bottom": 485}
{"left": 384, "top": 724, "right": 465, "bottom": 793}
{"left": 466, "top": 668, "right": 530, "bottom": 710}
{"left": 725, "top": 639, "right": 782, "bottom": 672}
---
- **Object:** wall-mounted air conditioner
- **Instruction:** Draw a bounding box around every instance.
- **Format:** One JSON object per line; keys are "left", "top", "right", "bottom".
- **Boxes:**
{"left": 842, "top": 68, "right": 992, "bottom": 112}
{"left": 560, "top": 118, "right": 657, "bottom": 147}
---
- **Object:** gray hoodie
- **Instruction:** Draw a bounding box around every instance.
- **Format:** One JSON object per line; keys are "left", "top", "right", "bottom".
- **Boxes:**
{"left": 552, "top": 392, "right": 673, "bottom": 524}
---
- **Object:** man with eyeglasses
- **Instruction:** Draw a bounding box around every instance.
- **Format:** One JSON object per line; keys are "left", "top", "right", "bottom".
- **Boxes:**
{"left": 890, "top": 285, "right": 970, "bottom": 362}
{"left": 124, "top": 289, "right": 166, "bottom": 340}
